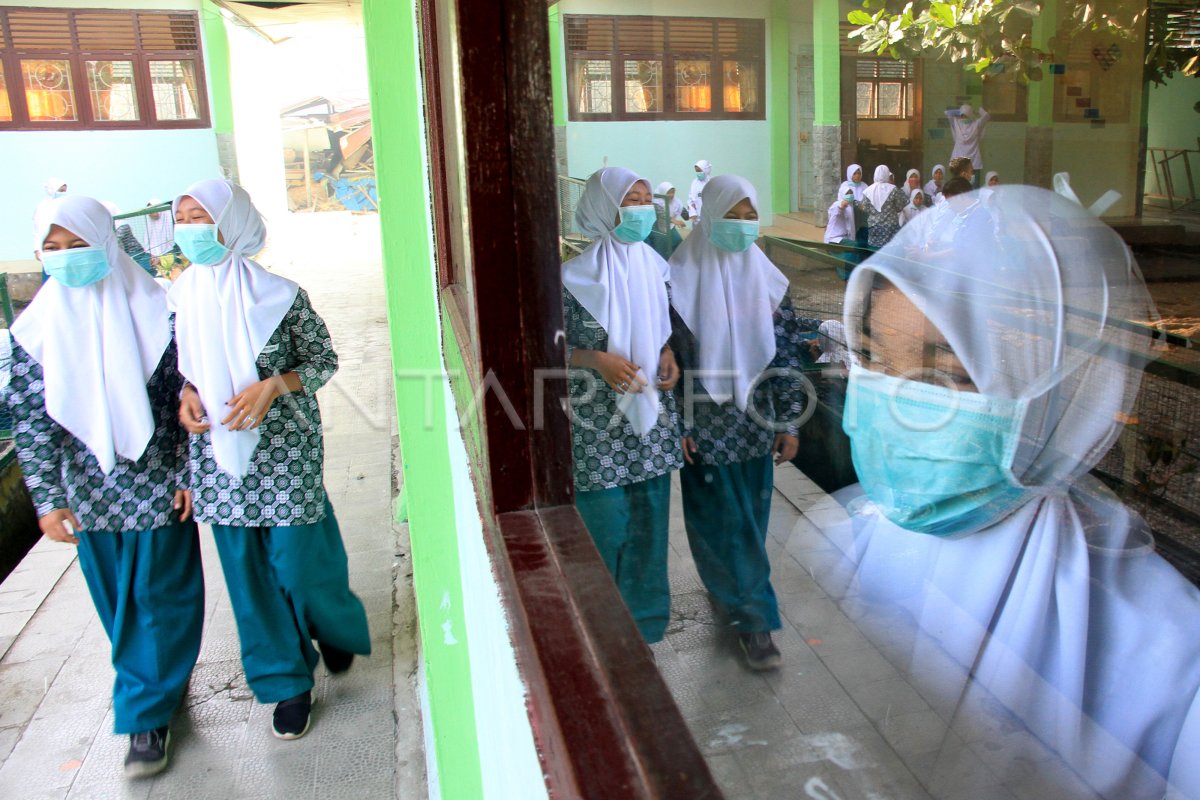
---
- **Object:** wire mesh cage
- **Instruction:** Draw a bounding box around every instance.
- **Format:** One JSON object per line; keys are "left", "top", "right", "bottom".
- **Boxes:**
{"left": 112, "top": 202, "right": 178, "bottom": 277}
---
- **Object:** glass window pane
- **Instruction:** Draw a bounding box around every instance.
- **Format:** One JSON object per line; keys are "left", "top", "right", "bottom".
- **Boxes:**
{"left": 0, "top": 63, "right": 12, "bottom": 122}
{"left": 675, "top": 60, "right": 711, "bottom": 113}
{"left": 624, "top": 60, "right": 662, "bottom": 113}
{"left": 87, "top": 60, "right": 139, "bottom": 122}
{"left": 150, "top": 60, "right": 199, "bottom": 121}
{"left": 571, "top": 58, "right": 612, "bottom": 114}
{"left": 878, "top": 82, "right": 902, "bottom": 116}
{"left": 856, "top": 81, "right": 874, "bottom": 117}
{"left": 22, "top": 59, "right": 77, "bottom": 121}
{"left": 723, "top": 60, "right": 759, "bottom": 113}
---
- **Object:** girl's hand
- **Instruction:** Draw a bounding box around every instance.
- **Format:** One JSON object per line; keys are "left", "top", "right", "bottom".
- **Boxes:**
{"left": 772, "top": 433, "right": 800, "bottom": 465}
{"left": 179, "top": 385, "right": 210, "bottom": 434}
{"left": 173, "top": 489, "right": 193, "bottom": 522}
{"left": 39, "top": 508, "right": 81, "bottom": 545}
{"left": 681, "top": 436, "right": 698, "bottom": 465}
{"left": 657, "top": 348, "right": 680, "bottom": 391}
{"left": 222, "top": 376, "right": 289, "bottom": 431}
{"left": 593, "top": 352, "right": 648, "bottom": 395}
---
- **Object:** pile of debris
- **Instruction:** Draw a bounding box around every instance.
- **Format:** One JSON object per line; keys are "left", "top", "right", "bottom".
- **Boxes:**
{"left": 281, "top": 96, "right": 377, "bottom": 213}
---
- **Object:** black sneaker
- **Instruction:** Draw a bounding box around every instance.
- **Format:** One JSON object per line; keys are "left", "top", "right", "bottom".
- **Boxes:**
{"left": 124, "top": 726, "right": 170, "bottom": 778}
{"left": 319, "top": 642, "right": 354, "bottom": 674}
{"left": 272, "top": 691, "right": 312, "bottom": 740}
{"left": 738, "top": 632, "right": 782, "bottom": 671}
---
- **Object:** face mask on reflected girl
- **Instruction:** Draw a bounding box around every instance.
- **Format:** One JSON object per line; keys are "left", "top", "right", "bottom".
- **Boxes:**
{"left": 174, "top": 223, "right": 231, "bottom": 265}
{"left": 613, "top": 205, "right": 656, "bottom": 243}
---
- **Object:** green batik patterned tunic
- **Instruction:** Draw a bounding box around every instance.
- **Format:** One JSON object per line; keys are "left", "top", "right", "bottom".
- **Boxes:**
{"left": 189, "top": 288, "right": 336, "bottom": 527}
{"left": 5, "top": 338, "right": 189, "bottom": 532}
{"left": 563, "top": 288, "right": 684, "bottom": 493}
{"left": 672, "top": 295, "right": 822, "bottom": 467}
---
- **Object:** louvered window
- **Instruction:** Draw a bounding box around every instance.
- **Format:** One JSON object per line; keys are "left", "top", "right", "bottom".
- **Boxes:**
{"left": 855, "top": 58, "right": 915, "bottom": 119}
{"left": 0, "top": 7, "right": 209, "bottom": 130}
{"left": 564, "top": 15, "right": 766, "bottom": 121}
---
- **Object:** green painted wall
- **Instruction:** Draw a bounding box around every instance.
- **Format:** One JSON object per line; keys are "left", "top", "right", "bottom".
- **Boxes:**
{"left": 812, "top": 0, "right": 840, "bottom": 127}
{"left": 1147, "top": 75, "right": 1200, "bottom": 150}
{"left": 361, "top": 2, "right": 483, "bottom": 798}
{"left": 201, "top": 0, "right": 235, "bottom": 134}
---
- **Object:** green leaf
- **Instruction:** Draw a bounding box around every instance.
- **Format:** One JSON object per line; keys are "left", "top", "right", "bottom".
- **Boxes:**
{"left": 973, "top": 56, "right": 993, "bottom": 72}
{"left": 847, "top": 10, "right": 874, "bottom": 25}
{"left": 929, "top": 1, "right": 956, "bottom": 27}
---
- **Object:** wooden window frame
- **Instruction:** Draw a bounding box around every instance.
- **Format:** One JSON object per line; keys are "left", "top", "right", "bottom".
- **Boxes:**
{"left": 0, "top": 7, "right": 210, "bottom": 131}
{"left": 855, "top": 57, "right": 916, "bottom": 121}
{"left": 417, "top": 0, "right": 723, "bottom": 796}
{"left": 564, "top": 14, "right": 766, "bottom": 122}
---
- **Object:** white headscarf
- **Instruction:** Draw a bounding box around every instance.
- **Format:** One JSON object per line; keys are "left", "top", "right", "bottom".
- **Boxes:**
{"left": 653, "top": 180, "right": 683, "bottom": 219}
{"left": 904, "top": 168, "right": 921, "bottom": 190}
{"left": 32, "top": 177, "right": 68, "bottom": 251}
{"left": 564, "top": 167, "right": 671, "bottom": 435}
{"left": 898, "top": 188, "right": 924, "bottom": 226}
{"left": 862, "top": 165, "right": 896, "bottom": 212}
{"left": 168, "top": 179, "right": 299, "bottom": 477}
{"left": 832, "top": 186, "right": 1200, "bottom": 797}
{"left": 669, "top": 175, "right": 788, "bottom": 411}
{"left": 924, "top": 164, "right": 945, "bottom": 198}
{"left": 837, "top": 163, "right": 865, "bottom": 202}
{"left": 12, "top": 196, "right": 170, "bottom": 474}
{"left": 688, "top": 159, "right": 712, "bottom": 219}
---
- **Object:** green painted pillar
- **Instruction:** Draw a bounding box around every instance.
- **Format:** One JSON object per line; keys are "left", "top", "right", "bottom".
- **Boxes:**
{"left": 361, "top": 1, "right": 483, "bottom": 797}
{"left": 812, "top": 0, "right": 843, "bottom": 221}
{"left": 770, "top": 0, "right": 791, "bottom": 214}
{"left": 812, "top": 0, "right": 840, "bottom": 127}
{"left": 548, "top": 6, "right": 566, "bottom": 127}
{"left": 201, "top": 0, "right": 238, "bottom": 180}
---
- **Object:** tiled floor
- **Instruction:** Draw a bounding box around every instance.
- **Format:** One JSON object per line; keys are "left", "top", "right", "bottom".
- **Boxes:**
{"left": 0, "top": 213, "right": 423, "bottom": 800}
{"left": 655, "top": 464, "right": 1104, "bottom": 800}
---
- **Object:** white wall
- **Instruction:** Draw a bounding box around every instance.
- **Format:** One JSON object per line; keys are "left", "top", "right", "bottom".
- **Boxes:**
{"left": 0, "top": 0, "right": 218, "bottom": 266}
{"left": 557, "top": 0, "right": 780, "bottom": 224}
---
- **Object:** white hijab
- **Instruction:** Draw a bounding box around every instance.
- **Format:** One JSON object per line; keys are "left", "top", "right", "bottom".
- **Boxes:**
{"left": 688, "top": 159, "right": 712, "bottom": 218}
{"left": 12, "top": 196, "right": 170, "bottom": 474}
{"left": 564, "top": 167, "right": 671, "bottom": 435}
{"left": 837, "top": 163, "right": 865, "bottom": 202}
{"left": 653, "top": 181, "right": 683, "bottom": 219}
{"left": 669, "top": 175, "right": 788, "bottom": 411}
{"left": 862, "top": 165, "right": 896, "bottom": 211}
{"left": 168, "top": 179, "right": 299, "bottom": 477}
{"left": 833, "top": 186, "right": 1200, "bottom": 797}
{"left": 924, "top": 164, "right": 944, "bottom": 198}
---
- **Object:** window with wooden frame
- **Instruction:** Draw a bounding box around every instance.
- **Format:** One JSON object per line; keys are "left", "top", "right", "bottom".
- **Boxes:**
{"left": 564, "top": 15, "right": 765, "bottom": 121}
{"left": 0, "top": 7, "right": 210, "bottom": 131}
{"left": 855, "top": 58, "right": 915, "bottom": 119}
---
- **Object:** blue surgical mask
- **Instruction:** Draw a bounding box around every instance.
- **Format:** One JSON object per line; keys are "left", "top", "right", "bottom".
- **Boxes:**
{"left": 695, "top": 172, "right": 707, "bottom": 182}
{"left": 843, "top": 365, "right": 1028, "bottom": 537}
{"left": 53, "top": 190, "right": 66, "bottom": 199}
{"left": 41, "top": 246, "right": 111, "bottom": 288}
{"left": 613, "top": 204, "right": 656, "bottom": 243}
{"left": 709, "top": 218, "right": 759, "bottom": 252}
{"left": 174, "top": 223, "right": 231, "bottom": 265}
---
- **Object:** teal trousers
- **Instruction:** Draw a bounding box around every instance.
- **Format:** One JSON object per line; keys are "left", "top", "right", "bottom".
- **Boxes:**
{"left": 575, "top": 473, "right": 672, "bottom": 643}
{"left": 210, "top": 501, "right": 370, "bottom": 703}
{"left": 76, "top": 519, "right": 204, "bottom": 734}
{"left": 680, "top": 455, "right": 781, "bottom": 633}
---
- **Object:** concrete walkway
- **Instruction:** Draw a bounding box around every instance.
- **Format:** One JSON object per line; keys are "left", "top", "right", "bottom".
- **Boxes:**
{"left": 0, "top": 213, "right": 424, "bottom": 800}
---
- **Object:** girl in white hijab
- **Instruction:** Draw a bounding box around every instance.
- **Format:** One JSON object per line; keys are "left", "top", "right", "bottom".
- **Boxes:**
{"left": 563, "top": 166, "right": 682, "bottom": 644}
{"left": 856, "top": 165, "right": 908, "bottom": 248}
{"left": 898, "top": 187, "right": 925, "bottom": 226}
{"left": 669, "top": 174, "right": 819, "bottom": 670}
{"left": 6, "top": 195, "right": 202, "bottom": 778}
{"left": 688, "top": 158, "right": 713, "bottom": 223}
{"left": 650, "top": 180, "right": 686, "bottom": 259}
{"left": 923, "top": 163, "right": 945, "bottom": 199}
{"left": 170, "top": 178, "right": 369, "bottom": 741}
{"left": 837, "top": 163, "right": 866, "bottom": 201}
{"left": 821, "top": 186, "right": 1200, "bottom": 799}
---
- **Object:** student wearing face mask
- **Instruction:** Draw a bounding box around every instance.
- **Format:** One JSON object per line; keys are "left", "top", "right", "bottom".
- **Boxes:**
{"left": 5, "top": 196, "right": 203, "bottom": 780}
{"left": 836, "top": 164, "right": 869, "bottom": 247}
{"left": 688, "top": 158, "right": 713, "bottom": 224}
{"left": 669, "top": 175, "right": 821, "bottom": 670}
{"left": 169, "top": 179, "right": 370, "bottom": 741}
{"left": 824, "top": 183, "right": 861, "bottom": 280}
{"left": 32, "top": 177, "right": 68, "bottom": 282}
{"left": 563, "top": 167, "right": 683, "bottom": 645}
{"left": 828, "top": 186, "right": 1200, "bottom": 799}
